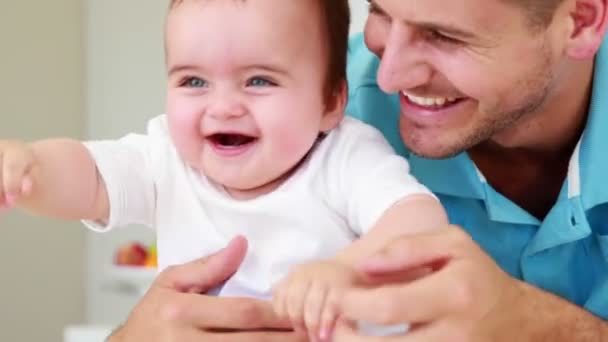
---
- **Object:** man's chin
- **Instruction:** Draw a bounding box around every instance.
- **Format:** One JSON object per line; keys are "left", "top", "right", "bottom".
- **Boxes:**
{"left": 402, "top": 138, "right": 468, "bottom": 160}
{"left": 409, "top": 149, "right": 463, "bottom": 160}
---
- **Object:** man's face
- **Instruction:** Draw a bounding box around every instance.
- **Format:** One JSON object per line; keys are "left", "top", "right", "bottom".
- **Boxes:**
{"left": 364, "top": 0, "right": 566, "bottom": 158}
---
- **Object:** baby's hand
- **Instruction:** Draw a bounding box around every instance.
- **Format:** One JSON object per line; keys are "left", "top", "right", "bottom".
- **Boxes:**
{"left": 273, "top": 260, "right": 364, "bottom": 342}
{"left": 0, "top": 141, "right": 36, "bottom": 210}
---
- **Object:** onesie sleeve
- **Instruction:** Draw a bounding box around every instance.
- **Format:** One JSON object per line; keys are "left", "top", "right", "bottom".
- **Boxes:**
{"left": 81, "top": 117, "right": 166, "bottom": 231}
{"left": 324, "top": 117, "right": 436, "bottom": 236}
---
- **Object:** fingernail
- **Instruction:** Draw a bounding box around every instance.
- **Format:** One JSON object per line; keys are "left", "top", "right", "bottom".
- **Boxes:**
{"left": 319, "top": 328, "right": 329, "bottom": 340}
{"left": 4, "top": 194, "right": 15, "bottom": 208}
{"left": 5, "top": 194, "right": 15, "bottom": 207}
{"left": 22, "top": 178, "right": 33, "bottom": 194}
{"left": 358, "top": 257, "right": 385, "bottom": 271}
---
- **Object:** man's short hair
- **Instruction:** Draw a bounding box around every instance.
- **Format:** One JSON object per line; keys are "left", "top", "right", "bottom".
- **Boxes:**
{"left": 506, "top": 0, "right": 566, "bottom": 29}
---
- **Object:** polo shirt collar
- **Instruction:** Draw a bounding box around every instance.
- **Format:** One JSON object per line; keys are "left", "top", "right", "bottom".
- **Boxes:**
{"left": 579, "top": 39, "right": 608, "bottom": 210}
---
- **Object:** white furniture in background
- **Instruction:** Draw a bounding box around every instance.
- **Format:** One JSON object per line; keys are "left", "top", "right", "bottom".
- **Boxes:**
{"left": 64, "top": 325, "right": 113, "bottom": 342}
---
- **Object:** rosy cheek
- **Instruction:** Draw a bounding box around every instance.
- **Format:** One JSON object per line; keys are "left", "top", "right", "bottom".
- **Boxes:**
{"left": 272, "top": 121, "right": 318, "bottom": 161}
{"left": 166, "top": 98, "right": 202, "bottom": 165}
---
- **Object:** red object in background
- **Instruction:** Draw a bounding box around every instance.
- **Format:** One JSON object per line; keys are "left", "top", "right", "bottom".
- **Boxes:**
{"left": 114, "top": 242, "right": 148, "bottom": 266}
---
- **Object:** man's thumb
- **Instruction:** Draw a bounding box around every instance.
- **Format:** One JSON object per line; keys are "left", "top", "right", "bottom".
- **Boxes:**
{"left": 157, "top": 235, "right": 248, "bottom": 293}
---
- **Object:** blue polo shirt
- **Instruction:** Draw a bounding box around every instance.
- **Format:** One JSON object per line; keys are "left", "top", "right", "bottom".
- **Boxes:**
{"left": 346, "top": 33, "right": 608, "bottom": 319}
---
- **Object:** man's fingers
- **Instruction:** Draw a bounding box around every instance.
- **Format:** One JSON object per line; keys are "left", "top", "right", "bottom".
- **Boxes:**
{"left": 397, "top": 321, "right": 457, "bottom": 342}
{"left": 167, "top": 293, "right": 292, "bottom": 330}
{"left": 333, "top": 322, "right": 401, "bottom": 342}
{"left": 161, "top": 328, "right": 307, "bottom": 342}
{"left": 157, "top": 235, "right": 248, "bottom": 292}
{"left": 333, "top": 321, "right": 452, "bottom": 342}
{"left": 339, "top": 268, "right": 462, "bottom": 325}
{"left": 203, "top": 330, "right": 308, "bottom": 342}
{"left": 358, "top": 226, "right": 470, "bottom": 275}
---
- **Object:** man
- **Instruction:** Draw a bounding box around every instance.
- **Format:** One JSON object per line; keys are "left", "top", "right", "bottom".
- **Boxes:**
{"left": 109, "top": 0, "right": 607, "bottom": 341}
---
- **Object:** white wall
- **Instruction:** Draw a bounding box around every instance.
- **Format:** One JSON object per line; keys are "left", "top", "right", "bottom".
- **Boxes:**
{"left": 0, "top": 1, "right": 85, "bottom": 341}
{"left": 350, "top": 0, "right": 369, "bottom": 35}
{"left": 83, "top": 0, "right": 370, "bottom": 325}
{"left": 84, "top": 0, "right": 167, "bottom": 324}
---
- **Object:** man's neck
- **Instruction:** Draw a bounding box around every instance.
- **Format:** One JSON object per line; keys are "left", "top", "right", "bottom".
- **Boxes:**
{"left": 469, "top": 60, "right": 594, "bottom": 219}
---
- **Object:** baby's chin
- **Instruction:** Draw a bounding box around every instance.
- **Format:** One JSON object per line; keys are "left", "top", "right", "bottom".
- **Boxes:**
{"left": 221, "top": 181, "right": 280, "bottom": 200}
{"left": 198, "top": 159, "right": 297, "bottom": 199}
{"left": 203, "top": 172, "right": 282, "bottom": 200}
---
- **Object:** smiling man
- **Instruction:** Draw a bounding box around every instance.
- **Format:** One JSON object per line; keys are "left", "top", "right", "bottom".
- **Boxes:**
{"left": 336, "top": 0, "right": 608, "bottom": 340}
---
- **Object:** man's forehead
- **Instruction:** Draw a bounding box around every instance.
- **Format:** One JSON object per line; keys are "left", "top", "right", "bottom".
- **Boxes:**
{"left": 371, "top": 0, "right": 518, "bottom": 34}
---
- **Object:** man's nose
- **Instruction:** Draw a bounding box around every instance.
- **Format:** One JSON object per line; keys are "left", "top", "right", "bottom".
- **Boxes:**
{"left": 376, "top": 25, "right": 433, "bottom": 94}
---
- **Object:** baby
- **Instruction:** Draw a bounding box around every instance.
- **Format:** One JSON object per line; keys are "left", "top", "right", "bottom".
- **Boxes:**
{"left": 0, "top": 0, "right": 447, "bottom": 340}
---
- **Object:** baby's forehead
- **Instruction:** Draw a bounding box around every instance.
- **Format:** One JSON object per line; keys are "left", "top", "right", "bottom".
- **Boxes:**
{"left": 165, "top": 1, "right": 326, "bottom": 50}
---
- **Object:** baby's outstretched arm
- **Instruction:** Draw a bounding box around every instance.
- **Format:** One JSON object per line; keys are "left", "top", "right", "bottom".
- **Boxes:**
{"left": 273, "top": 194, "right": 448, "bottom": 341}
{"left": 0, "top": 139, "right": 108, "bottom": 221}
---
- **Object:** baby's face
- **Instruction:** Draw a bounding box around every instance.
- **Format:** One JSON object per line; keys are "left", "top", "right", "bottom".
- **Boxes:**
{"left": 165, "top": 0, "right": 342, "bottom": 198}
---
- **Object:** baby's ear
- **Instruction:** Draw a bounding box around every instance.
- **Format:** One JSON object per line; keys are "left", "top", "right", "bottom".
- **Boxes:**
{"left": 321, "top": 81, "right": 348, "bottom": 132}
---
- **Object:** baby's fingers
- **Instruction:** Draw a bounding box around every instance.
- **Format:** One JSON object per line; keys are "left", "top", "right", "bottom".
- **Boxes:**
{"left": 0, "top": 197, "right": 8, "bottom": 211}
{"left": 272, "top": 280, "right": 290, "bottom": 322}
{"left": 1, "top": 149, "right": 35, "bottom": 205}
{"left": 286, "top": 279, "right": 312, "bottom": 332}
{"left": 319, "top": 290, "right": 341, "bottom": 341}
{"left": 304, "top": 282, "right": 326, "bottom": 342}
{"left": 0, "top": 155, "right": 5, "bottom": 209}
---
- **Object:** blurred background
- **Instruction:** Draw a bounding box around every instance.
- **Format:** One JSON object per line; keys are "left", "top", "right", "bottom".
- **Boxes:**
{"left": 0, "top": 1, "right": 369, "bottom": 341}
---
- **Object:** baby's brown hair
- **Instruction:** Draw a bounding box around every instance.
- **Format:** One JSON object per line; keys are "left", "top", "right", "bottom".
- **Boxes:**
{"left": 169, "top": 0, "right": 351, "bottom": 107}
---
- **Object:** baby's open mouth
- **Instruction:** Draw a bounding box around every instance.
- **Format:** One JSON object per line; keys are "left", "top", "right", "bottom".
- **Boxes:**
{"left": 207, "top": 133, "right": 257, "bottom": 147}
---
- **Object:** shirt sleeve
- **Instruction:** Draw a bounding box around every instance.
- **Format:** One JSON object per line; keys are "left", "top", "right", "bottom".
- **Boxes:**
{"left": 323, "top": 118, "right": 436, "bottom": 236}
{"left": 81, "top": 131, "right": 158, "bottom": 232}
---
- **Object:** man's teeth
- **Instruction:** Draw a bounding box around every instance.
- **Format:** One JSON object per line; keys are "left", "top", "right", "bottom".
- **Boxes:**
{"left": 403, "top": 92, "right": 458, "bottom": 107}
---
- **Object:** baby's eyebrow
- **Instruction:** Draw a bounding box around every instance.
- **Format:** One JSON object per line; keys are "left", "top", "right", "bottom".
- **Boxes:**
{"left": 168, "top": 64, "right": 198, "bottom": 76}
{"left": 239, "top": 64, "right": 289, "bottom": 75}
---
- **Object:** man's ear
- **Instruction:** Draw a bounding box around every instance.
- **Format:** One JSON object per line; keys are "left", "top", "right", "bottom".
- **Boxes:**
{"left": 565, "top": 0, "right": 608, "bottom": 59}
{"left": 320, "top": 81, "right": 348, "bottom": 132}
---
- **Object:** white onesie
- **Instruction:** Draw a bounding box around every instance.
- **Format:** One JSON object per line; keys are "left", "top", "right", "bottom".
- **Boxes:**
{"left": 84, "top": 115, "right": 433, "bottom": 299}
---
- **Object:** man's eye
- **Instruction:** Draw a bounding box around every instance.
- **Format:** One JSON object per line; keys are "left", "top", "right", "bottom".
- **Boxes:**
{"left": 367, "top": 1, "right": 383, "bottom": 15}
{"left": 183, "top": 77, "right": 207, "bottom": 88}
{"left": 367, "top": 1, "right": 391, "bottom": 23}
{"left": 425, "top": 30, "right": 460, "bottom": 45}
{"left": 247, "top": 77, "right": 276, "bottom": 87}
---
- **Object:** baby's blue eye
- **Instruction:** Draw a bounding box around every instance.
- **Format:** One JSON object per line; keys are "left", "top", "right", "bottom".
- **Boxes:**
{"left": 185, "top": 77, "right": 207, "bottom": 88}
{"left": 247, "top": 77, "right": 275, "bottom": 87}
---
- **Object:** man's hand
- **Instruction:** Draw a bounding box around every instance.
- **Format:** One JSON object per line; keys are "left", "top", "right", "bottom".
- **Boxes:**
{"left": 333, "top": 225, "right": 607, "bottom": 341}
{"left": 109, "top": 236, "right": 307, "bottom": 342}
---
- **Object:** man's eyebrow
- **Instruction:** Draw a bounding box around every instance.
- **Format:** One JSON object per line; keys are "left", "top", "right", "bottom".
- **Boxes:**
{"left": 412, "top": 21, "right": 477, "bottom": 40}
{"left": 369, "top": 0, "right": 477, "bottom": 40}
{"left": 368, "top": 0, "right": 388, "bottom": 17}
